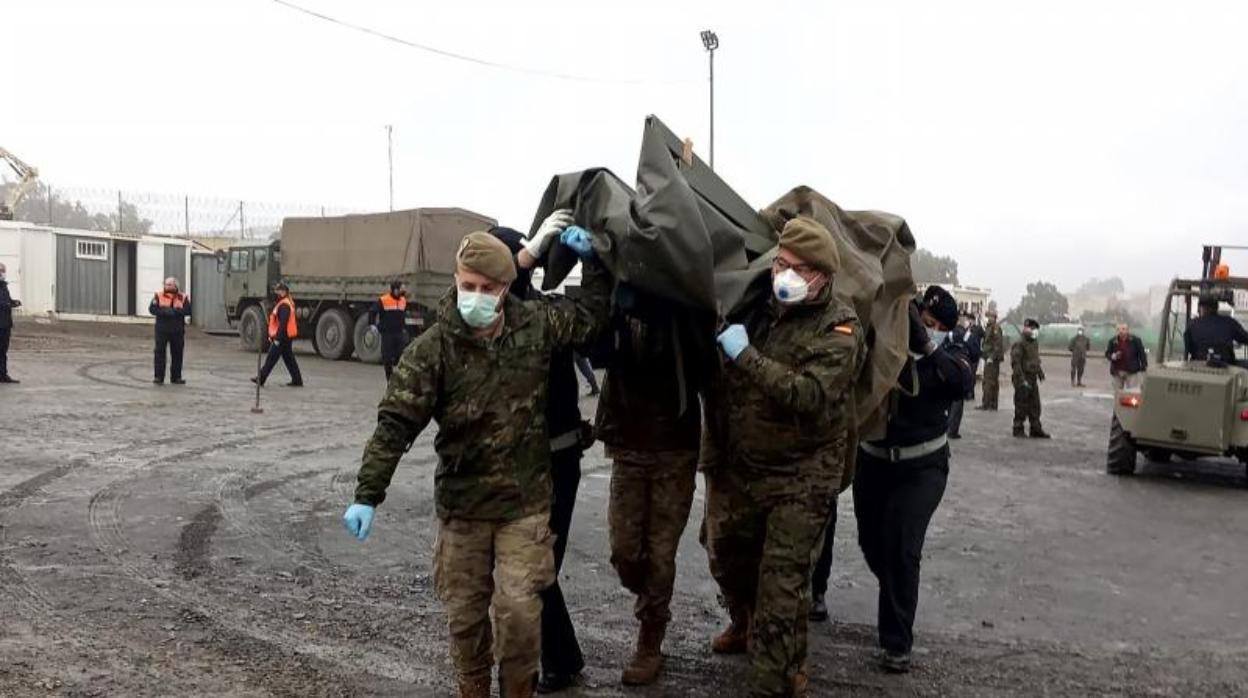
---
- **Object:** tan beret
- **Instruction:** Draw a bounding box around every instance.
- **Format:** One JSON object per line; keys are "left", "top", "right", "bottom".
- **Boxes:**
{"left": 778, "top": 217, "right": 840, "bottom": 275}
{"left": 456, "top": 231, "right": 517, "bottom": 283}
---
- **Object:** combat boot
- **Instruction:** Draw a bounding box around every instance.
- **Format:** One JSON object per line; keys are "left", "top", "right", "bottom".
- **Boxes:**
{"left": 1030, "top": 429, "right": 1052, "bottom": 439}
{"left": 499, "top": 672, "right": 536, "bottom": 698}
{"left": 711, "top": 606, "right": 751, "bottom": 655}
{"left": 1012, "top": 427, "right": 1026, "bottom": 438}
{"left": 457, "top": 672, "right": 491, "bottom": 698}
{"left": 621, "top": 621, "right": 666, "bottom": 685}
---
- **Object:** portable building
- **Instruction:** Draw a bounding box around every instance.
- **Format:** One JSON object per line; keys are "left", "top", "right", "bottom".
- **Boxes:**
{"left": 0, "top": 220, "right": 193, "bottom": 321}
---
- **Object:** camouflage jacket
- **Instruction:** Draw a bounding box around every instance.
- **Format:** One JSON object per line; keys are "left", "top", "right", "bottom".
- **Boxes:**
{"left": 702, "top": 288, "right": 865, "bottom": 478}
{"left": 1011, "top": 336, "right": 1043, "bottom": 383}
{"left": 982, "top": 321, "right": 1005, "bottom": 361}
{"left": 354, "top": 259, "right": 610, "bottom": 522}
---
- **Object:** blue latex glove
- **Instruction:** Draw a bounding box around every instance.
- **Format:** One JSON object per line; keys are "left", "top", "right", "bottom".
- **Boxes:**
{"left": 342, "top": 503, "right": 376, "bottom": 541}
{"left": 560, "top": 226, "right": 594, "bottom": 260}
{"left": 717, "top": 324, "right": 750, "bottom": 360}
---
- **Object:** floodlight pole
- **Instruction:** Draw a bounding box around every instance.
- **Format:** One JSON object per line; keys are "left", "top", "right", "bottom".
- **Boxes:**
{"left": 386, "top": 125, "right": 394, "bottom": 211}
{"left": 701, "top": 30, "right": 719, "bottom": 171}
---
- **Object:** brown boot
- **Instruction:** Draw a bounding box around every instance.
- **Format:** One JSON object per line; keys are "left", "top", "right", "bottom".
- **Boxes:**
{"left": 621, "top": 621, "right": 666, "bottom": 686}
{"left": 499, "top": 671, "right": 536, "bottom": 698}
{"left": 711, "top": 606, "right": 751, "bottom": 655}
{"left": 457, "top": 672, "right": 491, "bottom": 698}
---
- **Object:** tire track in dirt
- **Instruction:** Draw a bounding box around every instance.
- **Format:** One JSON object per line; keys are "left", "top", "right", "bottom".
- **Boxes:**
{"left": 84, "top": 423, "right": 428, "bottom": 688}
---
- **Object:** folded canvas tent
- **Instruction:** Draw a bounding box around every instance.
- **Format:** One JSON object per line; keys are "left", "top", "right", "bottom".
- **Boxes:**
{"left": 529, "top": 116, "right": 917, "bottom": 441}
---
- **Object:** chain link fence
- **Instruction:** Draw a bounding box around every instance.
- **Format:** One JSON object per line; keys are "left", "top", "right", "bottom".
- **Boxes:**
{"left": 4, "top": 181, "right": 358, "bottom": 239}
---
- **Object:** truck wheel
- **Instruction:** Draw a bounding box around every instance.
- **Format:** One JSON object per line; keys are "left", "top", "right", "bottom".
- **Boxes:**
{"left": 1107, "top": 415, "right": 1137, "bottom": 475}
{"left": 239, "top": 305, "right": 268, "bottom": 353}
{"left": 353, "top": 313, "right": 383, "bottom": 364}
{"left": 315, "top": 308, "right": 355, "bottom": 361}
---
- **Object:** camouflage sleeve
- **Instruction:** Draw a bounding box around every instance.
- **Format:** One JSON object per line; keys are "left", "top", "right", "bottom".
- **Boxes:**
{"left": 540, "top": 257, "right": 611, "bottom": 349}
{"left": 354, "top": 326, "right": 442, "bottom": 506}
{"left": 734, "top": 319, "right": 863, "bottom": 417}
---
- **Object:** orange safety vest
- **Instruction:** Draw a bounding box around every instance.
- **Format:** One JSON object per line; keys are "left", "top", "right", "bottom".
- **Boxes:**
{"left": 378, "top": 293, "right": 408, "bottom": 312}
{"left": 268, "top": 296, "right": 298, "bottom": 340}
{"left": 154, "top": 292, "right": 187, "bottom": 310}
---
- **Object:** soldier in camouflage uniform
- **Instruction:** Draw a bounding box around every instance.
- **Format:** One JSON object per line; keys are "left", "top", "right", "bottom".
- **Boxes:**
{"left": 342, "top": 216, "right": 610, "bottom": 698}
{"left": 595, "top": 286, "right": 705, "bottom": 686}
{"left": 976, "top": 309, "right": 1005, "bottom": 411}
{"left": 700, "top": 217, "right": 865, "bottom": 697}
{"left": 1011, "top": 318, "right": 1050, "bottom": 438}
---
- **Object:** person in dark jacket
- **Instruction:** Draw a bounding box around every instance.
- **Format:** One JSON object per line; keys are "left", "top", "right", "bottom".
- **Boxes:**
{"left": 0, "top": 262, "right": 22, "bottom": 383}
{"left": 149, "top": 277, "right": 191, "bottom": 385}
{"left": 942, "top": 312, "right": 982, "bottom": 439}
{"left": 1105, "top": 323, "right": 1147, "bottom": 391}
{"left": 252, "top": 282, "right": 303, "bottom": 387}
{"left": 1068, "top": 327, "right": 1091, "bottom": 386}
{"left": 369, "top": 280, "right": 410, "bottom": 381}
{"left": 853, "top": 286, "right": 973, "bottom": 674}
{"left": 489, "top": 226, "right": 589, "bottom": 694}
{"left": 596, "top": 284, "right": 705, "bottom": 687}
{"left": 1185, "top": 297, "right": 1248, "bottom": 366}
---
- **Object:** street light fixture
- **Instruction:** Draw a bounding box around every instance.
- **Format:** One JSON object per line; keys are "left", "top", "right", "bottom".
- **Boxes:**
{"left": 700, "top": 30, "right": 718, "bottom": 170}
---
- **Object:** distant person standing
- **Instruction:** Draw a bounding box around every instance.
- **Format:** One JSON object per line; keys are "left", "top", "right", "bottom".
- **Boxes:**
{"left": 370, "top": 280, "right": 409, "bottom": 381}
{"left": 1105, "top": 323, "right": 1147, "bottom": 391}
{"left": 0, "top": 262, "right": 22, "bottom": 384}
{"left": 149, "top": 277, "right": 191, "bottom": 385}
{"left": 943, "top": 313, "right": 982, "bottom": 439}
{"left": 1011, "top": 319, "right": 1050, "bottom": 438}
{"left": 1068, "top": 327, "right": 1091, "bottom": 387}
{"left": 976, "top": 309, "right": 1004, "bottom": 411}
{"left": 252, "top": 282, "right": 304, "bottom": 387}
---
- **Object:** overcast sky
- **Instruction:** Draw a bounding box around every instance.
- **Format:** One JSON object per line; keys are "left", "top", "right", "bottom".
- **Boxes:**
{"left": 5, "top": 0, "right": 1246, "bottom": 307}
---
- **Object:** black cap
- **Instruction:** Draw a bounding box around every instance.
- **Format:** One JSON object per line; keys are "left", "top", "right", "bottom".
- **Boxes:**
{"left": 487, "top": 226, "right": 531, "bottom": 300}
{"left": 1024, "top": 318, "right": 1040, "bottom": 329}
{"left": 274, "top": 281, "right": 289, "bottom": 292}
{"left": 1198, "top": 295, "right": 1219, "bottom": 311}
{"left": 921, "top": 285, "right": 959, "bottom": 330}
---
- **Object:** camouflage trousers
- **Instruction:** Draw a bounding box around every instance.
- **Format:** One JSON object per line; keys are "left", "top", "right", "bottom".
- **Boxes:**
{"left": 701, "top": 467, "right": 837, "bottom": 697}
{"left": 607, "top": 449, "right": 699, "bottom": 625}
{"left": 1012, "top": 377, "right": 1043, "bottom": 432}
{"left": 433, "top": 512, "right": 556, "bottom": 683}
{"left": 980, "top": 360, "right": 1001, "bottom": 409}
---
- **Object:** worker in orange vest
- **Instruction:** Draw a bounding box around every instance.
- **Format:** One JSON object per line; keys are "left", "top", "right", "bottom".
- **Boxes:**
{"left": 252, "top": 281, "right": 304, "bottom": 387}
{"left": 149, "top": 277, "right": 191, "bottom": 385}
{"left": 369, "top": 280, "right": 410, "bottom": 381}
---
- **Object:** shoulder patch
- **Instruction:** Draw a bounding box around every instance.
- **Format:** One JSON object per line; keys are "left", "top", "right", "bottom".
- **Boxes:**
{"left": 833, "top": 325, "right": 854, "bottom": 335}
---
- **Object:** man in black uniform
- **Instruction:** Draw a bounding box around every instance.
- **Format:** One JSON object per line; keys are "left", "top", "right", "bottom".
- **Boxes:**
{"left": 488, "top": 226, "right": 587, "bottom": 694}
{"left": 0, "top": 261, "right": 21, "bottom": 383}
{"left": 853, "top": 285, "right": 973, "bottom": 674}
{"left": 149, "top": 277, "right": 191, "bottom": 385}
{"left": 943, "top": 312, "right": 982, "bottom": 439}
{"left": 369, "top": 280, "right": 410, "bottom": 381}
{"left": 1185, "top": 296, "right": 1248, "bottom": 366}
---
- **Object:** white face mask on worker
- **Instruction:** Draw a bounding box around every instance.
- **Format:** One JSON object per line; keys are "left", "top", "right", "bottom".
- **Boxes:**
{"left": 772, "top": 269, "right": 809, "bottom": 304}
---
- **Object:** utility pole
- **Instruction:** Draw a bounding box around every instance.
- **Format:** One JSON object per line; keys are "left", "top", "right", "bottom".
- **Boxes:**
{"left": 700, "top": 30, "right": 719, "bottom": 171}
{"left": 386, "top": 124, "right": 394, "bottom": 211}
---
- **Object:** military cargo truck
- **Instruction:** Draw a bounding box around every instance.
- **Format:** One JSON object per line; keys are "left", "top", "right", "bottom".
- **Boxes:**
{"left": 1107, "top": 245, "right": 1248, "bottom": 481}
{"left": 221, "top": 208, "right": 495, "bottom": 362}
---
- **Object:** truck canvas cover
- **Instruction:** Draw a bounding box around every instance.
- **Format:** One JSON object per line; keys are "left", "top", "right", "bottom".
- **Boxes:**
{"left": 280, "top": 208, "right": 496, "bottom": 278}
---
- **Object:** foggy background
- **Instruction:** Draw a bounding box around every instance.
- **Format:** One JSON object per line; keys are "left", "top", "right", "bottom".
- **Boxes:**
{"left": 4, "top": 0, "right": 1246, "bottom": 312}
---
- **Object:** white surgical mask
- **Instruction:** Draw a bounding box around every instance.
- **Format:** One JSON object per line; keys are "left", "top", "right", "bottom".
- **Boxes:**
{"left": 929, "top": 330, "right": 949, "bottom": 346}
{"left": 772, "top": 269, "right": 809, "bottom": 304}
{"left": 457, "top": 290, "right": 502, "bottom": 328}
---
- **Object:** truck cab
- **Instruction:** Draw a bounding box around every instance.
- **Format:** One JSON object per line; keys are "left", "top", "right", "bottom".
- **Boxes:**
{"left": 221, "top": 240, "right": 280, "bottom": 353}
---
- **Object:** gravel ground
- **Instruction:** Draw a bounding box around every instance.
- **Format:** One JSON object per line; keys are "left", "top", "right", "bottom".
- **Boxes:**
{"left": 1, "top": 319, "right": 1246, "bottom": 697}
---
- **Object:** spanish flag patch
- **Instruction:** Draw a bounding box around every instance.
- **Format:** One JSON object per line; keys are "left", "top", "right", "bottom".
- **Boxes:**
{"left": 833, "top": 325, "right": 854, "bottom": 335}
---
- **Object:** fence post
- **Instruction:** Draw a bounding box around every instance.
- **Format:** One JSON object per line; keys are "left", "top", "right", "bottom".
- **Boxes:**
{"left": 117, "top": 191, "right": 123, "bottom": 234}
{"left": 239, "top": 201, "right": 245, "bottom": 239}
{"left": 185, "top": 196, "right": 190, "bottom": 237}
{"left": 46, "top": 186, "right": 53, "bottom": 226}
